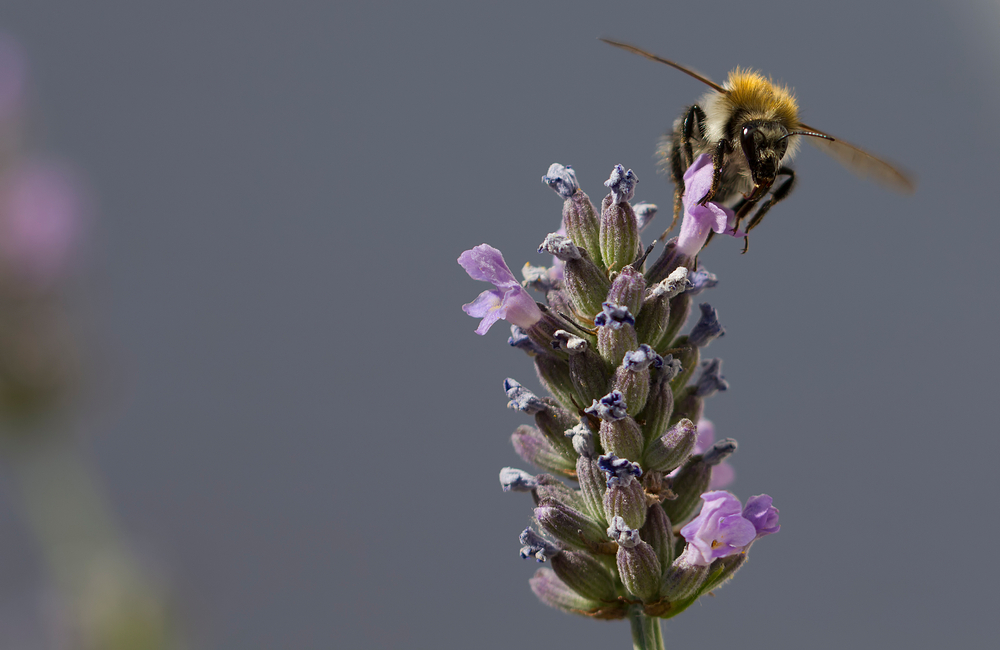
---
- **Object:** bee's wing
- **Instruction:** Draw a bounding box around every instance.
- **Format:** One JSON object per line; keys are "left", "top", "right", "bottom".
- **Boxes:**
{"left": 600, "top": 39, "right": 728, "bottom": 94}
{"left": 798, "top": 123, "right": 915, "bottom": 194}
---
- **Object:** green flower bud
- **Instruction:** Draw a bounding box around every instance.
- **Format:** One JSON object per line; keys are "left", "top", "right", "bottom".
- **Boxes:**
{"left": 551, "top": 550, "right": 618, "bottom": 602}
{"left": 603, "top": 478, "right": 647, "bottom": 531}
{"left": 598, "top": 417, "right": 643, "bottom": 463}
{"left": 535, "top": 501, "right": 608, "bottom": 551}
{"left": 576, "top": 455, "right": 608, "bottom": 525}
{"left": 643, "top": 419, "right": 697, "bottom": 473}
{"left": 617, "top": 540, "right": 661, "bottom": 602}
{"left": 600, "top": 194, "right": 640, "bottom": 275}
{"left": 640, "top": 504, "right": 675, "bottom": 572}
{"left": 606, "top": 266, "right": 645, "bottom": 318}
{"left": 661, "top": 458, "right": 711, "bottom": 525}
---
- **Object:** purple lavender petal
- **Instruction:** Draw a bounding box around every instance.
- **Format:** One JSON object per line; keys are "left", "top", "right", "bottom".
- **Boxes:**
{"left": 742, "top": 494, "right": 780, "bottom": 538}
{"left": 676, "top": 155, "right": 745, "bottom": 258}
{"left": 679, "top": 490, "right": 756, "bottom": 566}
{"left": 460, "top": 244, "right": 542, "bottom": 334}
{"left": 458, "top": 244, "right": 519, "bottom": 288}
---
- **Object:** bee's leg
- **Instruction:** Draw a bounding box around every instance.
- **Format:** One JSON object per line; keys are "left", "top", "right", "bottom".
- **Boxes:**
{"left": 702, "top": 138, "right": 732, "bottom": 206}
{"left": 744, "top": 167, "right": 796, "bottom": 234}
{"left": 680, "top": 105, "right": 706, "bottom": 165}
{"left": 738, "top": 167, "right": 795, "bottom": 255}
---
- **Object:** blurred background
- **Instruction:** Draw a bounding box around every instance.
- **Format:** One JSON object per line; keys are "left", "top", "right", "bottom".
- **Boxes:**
{"left": 0, "top": 0, "right": 996, "bottom": 648}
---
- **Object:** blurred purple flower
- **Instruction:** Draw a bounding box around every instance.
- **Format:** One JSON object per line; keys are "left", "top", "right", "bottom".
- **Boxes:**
{"left": 0, "top": 160, "right": 83, "bottom": 286}
{"left": 676, "top": 155, "right": 745, "bottom": 258}
{"left": 459, "top": 244, "right": 542, "bottom": 335}
{"left": 679, "top": 491, "right": 757, "bottom": 566}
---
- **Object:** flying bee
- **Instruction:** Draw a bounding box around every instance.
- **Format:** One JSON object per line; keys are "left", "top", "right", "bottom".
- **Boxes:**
{"left": 601, "top": 39, "right": 914, "bottom": 250}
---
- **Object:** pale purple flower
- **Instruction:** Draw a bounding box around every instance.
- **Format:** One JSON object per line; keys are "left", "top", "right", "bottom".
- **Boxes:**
{"left": 742, "top": 494, "right": 780, "bottom": 537}
{"left": 0, "top": 160, "right": 83, "bottom": 286}
{"left": 679, "top": 491, "right": 757, "bottom": 566}
{"left": 459, "top": 244, "right": 543, "bottom": 335}
{"left": 676, "top": 155, "right": 746, "bottom": 258}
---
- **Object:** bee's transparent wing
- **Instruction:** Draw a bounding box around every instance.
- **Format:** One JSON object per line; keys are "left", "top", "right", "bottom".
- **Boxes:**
{"left": 798, "top": 123, "right": 915, "bottom": 194}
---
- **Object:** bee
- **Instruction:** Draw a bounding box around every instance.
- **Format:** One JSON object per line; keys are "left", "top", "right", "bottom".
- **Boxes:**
{"left": 601, "top": 39, "right": 914, "bottom": 250}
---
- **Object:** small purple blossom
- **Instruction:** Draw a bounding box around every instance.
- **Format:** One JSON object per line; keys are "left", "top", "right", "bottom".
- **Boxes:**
{"left": 604, "top": 165, "right": 637, "bottom": 204}
{"left": 676, "top": 155, "right": 746, "bottom": 258}
{"left": 597, "top": 453, "right": 642, "bottom": 488}
{"left": 593, "top": 302, "right": 634, "bottom": 329}
{"left": 459, "top": 244, "right": 543, "bottom": 335}
{"left": 542, "top": 163, "right": 579, "bottom": 199}
{"left": 742, "top": 494, "right": 780, "bottom": 537}
{"left": 622, "top": 344, "right": 661, "bottom": 372}
{"left": 679, "top": 491, "right": 758, "bottom": 566}
{"left": 584, "top": 391, "right": 627, "bottom": 421}
{"left": 688, "top": 303, "right": 725, "bottom": 348}
{"left": 500, "top": 467, "right": 539, "bottom": 492}
{"left": 520, "top": 527, "right": 561, "bottom": 562}
{"left": 686, "top": 265, "right": 718, "bottom": 296}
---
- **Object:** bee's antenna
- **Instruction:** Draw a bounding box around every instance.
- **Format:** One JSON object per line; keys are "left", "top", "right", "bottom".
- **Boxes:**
{"left": 780, "top": 130, "right": 834, "bottom": 143}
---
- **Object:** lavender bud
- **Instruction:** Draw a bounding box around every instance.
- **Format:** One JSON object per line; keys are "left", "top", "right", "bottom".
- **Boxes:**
{"left": 534, "top": 476, "right": 588, "bottom": 513}
{"left": 638, "top": 366, "right": 676, "bottom": 444}
{"left": 529, "top": 568, "right": 622, "bottom": 618}
{"left": 533, "top": 401, "right": 580, "bottom": 458}
{"left": 688, "top": 303, "right": 725, "bottom": 348}
{"left": 565, "top": 421, "right": 595, "bottom": 458}
{"left": 553, "top": 330, "right": 612, "bottom": 406}
{"left": 500, "top": 467, "right": 538, "bottom": 492}
{"left": 534, "top": 354, "right": 579, "bottom": 414}
{"left": 660, "top": 548, "right": 711, "bottom": 601}
{"left": 550, "top": 549, "right": 618, "bottom": 602}
{"left": 640, "top": 503, "right": 675, "bottom": 572}
{"left": 645, "top": 238, "right": 694, "bottom": 285}
{"left": 519, "top": 527, "right": 561, "bottom": 562}
{"left": 602, "top": 475, "right": 648, "bottom": 531}
{"left": 585, "top": 391, "right": 628, "bottom": 422}
{"left": 608, "top": 519, "right": 661, "bottom": 602}
{"left": 509, "top": 325, "right": 547, "bottom": 356}
{"left": 595, "top": 303, "right": 638, "bottom": 367}
{"left": 600, "top": 194, "right": 640, "bottom": 275}
{"left": 614, "top": 344, "right": 660, "bottom": 416}
{"left": 540, "top": 236, "right": 609, "bottom": 322}
{"left": 703, "top": 438, "right": 737, "bottom": 466}
{"left": 512, "top": 425, "right": 577, "bottom": 476}
{"left": 535, "top": 501, "right": 608, "bottom": 551}
{"left": 643, "top": 418, "right": 698, "bottom": 473}
{"left": 576, "top": 455, "right": 609, "bottom": 524}
{"left": 597, "top": 453, "right": 643, "bottom": 488}
{"left": 521, "top": 262, "right": 558, "bottom": 293}
{"left": 658, "top": 291, "right": 692, "bottom": 354}
{"left": 668, "top": 338, "right": 699, "bottom": 392}
{"left": 636, "top": 268, "right": 689, "bottom": 349}
{"left": 605, "top": 266, "right": 645, "bottom": 318}
{"left": 599, "top": 416, "right": 644, "bottom": 463}
{"left": 632, "top": 201, "right": 657, "bottom": 233}
{"left": 694, "top": 358, "right": 728, "bottom": 398}
{"left": 504, "top": 378, "right": 547, "bottom": 414}
{"left": 542, "top": 163, "right": 579, "bottom": 199}
{"left": 604, "top": 165, "right": 638, "bottom": 204}
{"left": 685, "top": 265, "right": 718, "bottom": 296}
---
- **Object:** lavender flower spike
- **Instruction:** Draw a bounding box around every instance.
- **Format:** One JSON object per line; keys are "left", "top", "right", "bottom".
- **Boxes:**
{"left": 679, "top": 491, "right": 757, "bottom": 566}
{"left": 676, "top": 155, "right": 746, "bottom": 258}
{"left": 459, "top": 244, "right": 543, "bottom": 334}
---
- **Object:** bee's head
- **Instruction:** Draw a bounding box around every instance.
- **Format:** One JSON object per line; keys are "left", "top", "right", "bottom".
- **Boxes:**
{"left": 740, "top": 120, "right": 789, "bottom": 188}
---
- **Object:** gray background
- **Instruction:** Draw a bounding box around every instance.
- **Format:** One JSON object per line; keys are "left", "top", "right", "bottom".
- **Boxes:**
{"left": 0, "top": 0, "right": 997, "bottom": 648}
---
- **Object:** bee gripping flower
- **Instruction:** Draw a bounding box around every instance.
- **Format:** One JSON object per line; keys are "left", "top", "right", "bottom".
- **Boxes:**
{"left": 675, "top": 154, "right": 747, "bottom": 258}
{"left": 459, "top": 244, "right": 543, "bottom": 334}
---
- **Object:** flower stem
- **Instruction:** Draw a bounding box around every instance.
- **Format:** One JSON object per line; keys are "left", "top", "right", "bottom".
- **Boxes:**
{"left": 628, "top": 606, "right": 664, "bottom": 650}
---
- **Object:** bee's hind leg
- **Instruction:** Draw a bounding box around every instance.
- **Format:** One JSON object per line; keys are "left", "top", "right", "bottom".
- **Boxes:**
{"left": 738, "top": 167, "right": 796, "bottom": 254}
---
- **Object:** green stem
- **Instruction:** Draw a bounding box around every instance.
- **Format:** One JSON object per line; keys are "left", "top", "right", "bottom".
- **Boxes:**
{"left": 628, "top": 606, "right": 665, "bottom": 650}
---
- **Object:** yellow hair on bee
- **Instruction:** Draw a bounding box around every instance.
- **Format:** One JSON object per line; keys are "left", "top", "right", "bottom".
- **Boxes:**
{"left": 723, "top": 68, "right": 800, "bottom": 127}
